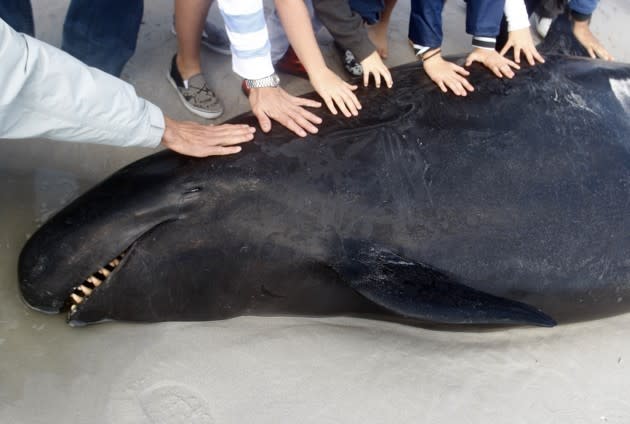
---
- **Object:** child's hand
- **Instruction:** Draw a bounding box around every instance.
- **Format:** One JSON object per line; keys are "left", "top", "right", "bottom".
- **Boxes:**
{"left": 360, "top": 51, "right": 393, "bottom": 88}
{"left": 572, "top": 20, "right": 614, "bottom": 61}
{"left": 466, "top": 48, "right": 520, "bottom": 78}
{"left": 500, "top": 27, "right": 545, "bottom": 66}
{"left": 310, "top": 68, "right": 362, "bottom": 117}
{"left": 423, "top": 53, "right": 474, "bottom": 96}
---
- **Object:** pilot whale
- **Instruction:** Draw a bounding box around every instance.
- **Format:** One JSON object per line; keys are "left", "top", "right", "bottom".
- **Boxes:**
{"left": 18, "top": 18, "right": 630, "bottom": 327}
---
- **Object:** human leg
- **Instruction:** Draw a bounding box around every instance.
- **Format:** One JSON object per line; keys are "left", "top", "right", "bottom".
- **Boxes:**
{"left": 360, "top": 0, "right": 396, "bottom": 59}
{"left": 169, "top": 0, "right": 223, "bottom": 119}
{"left": 62, "top": 0, "right": 143, "bottom": 76}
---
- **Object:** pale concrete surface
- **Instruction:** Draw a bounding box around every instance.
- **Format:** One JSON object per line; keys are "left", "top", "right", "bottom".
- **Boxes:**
{"left": 1, "top": 1, "right": 630, "bottom": 423}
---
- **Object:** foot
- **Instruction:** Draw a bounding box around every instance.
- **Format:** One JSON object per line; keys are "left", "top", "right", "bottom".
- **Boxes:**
{"left": 167, "top": 55, "right": 224, "bottom": 119}
{"left": 367, "top": 20, "right": 390, "bottom": 59}
{"left": 274, "top": 46, "right": 308, "bottom": 79}
{"left": 334, "top": 43, "right": 363, "bottom": 76}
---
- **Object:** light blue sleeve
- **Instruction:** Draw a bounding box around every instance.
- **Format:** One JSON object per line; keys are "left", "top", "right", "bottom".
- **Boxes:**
{"left": 0, "top": 18, "right": 164, "bottom": 148}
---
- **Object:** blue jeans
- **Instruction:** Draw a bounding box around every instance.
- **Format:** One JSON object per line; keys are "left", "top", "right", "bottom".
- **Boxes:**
{"left": 0, "top": 0, "right": 143, "bottom": 76}
{"left": 349, "top": 0, "right": 384, "bottom": 25}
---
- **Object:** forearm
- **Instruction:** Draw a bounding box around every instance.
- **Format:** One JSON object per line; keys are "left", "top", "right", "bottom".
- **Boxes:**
{"left": 466, "top": 0, "right": 506, "bottom": 50}
{"left": 408, "top": 0, "right": 444, "bottom": 56}
{"left": 217, "top": 0, "right": 274, "bottom": 79}
{"left": 0, "top": 20, "right": 163, "bottom": 147}
{"left": 312, "top": 0, "right": 375, "bottom": 62}
{"left": 274, "top": 0, "right": 327, "bottom": 74}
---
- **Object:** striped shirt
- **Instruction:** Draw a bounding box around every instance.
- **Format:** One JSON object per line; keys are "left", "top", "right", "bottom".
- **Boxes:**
{"left": 218, "top": 0, "right": 275, "bottom": 80}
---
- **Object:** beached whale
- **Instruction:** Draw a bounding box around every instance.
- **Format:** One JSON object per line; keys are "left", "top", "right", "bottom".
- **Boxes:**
{"left": 18, "top": 20, "right": 630, "bottom": 327}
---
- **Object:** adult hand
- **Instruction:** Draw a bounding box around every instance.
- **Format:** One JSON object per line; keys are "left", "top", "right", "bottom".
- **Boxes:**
{"left": 466, "top": 48, "right": 520, "bottom": 78}
{"left": 423, "top": 52, "right": 474, "bottom": 96}
{"left": 360, "top": 51, "right": 393, "bottom": 88}
{"left": 500, "top": 27, "right": 545, "bottom": 66}
{"left": 310, "top": 68, "right": 361, "bottom": 117}
{"left": 161, "top": 116, "right": 255, "bottom": 157}
{"left": 249, "top": 87, "right": 322, "bottom": 137}
{"left": 572, "top": 20, "right": 614, "bottom": 61}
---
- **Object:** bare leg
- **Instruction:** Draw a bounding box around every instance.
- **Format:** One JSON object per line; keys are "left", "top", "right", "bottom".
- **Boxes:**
{"left": 175, "top": 0, "right": 213, "bottom": 79}
{"left": 367, "top": 0, "right": 397, "bottom": 59}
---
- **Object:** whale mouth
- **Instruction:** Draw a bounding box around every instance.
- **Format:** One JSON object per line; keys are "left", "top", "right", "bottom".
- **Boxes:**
{"left": 66, "top": 250, "right": 127, "bottom": 319}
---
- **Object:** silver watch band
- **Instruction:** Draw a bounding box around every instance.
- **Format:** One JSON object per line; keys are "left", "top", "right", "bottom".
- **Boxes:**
{"left": 245, "top": 73, "right": 280, "bottom": 89}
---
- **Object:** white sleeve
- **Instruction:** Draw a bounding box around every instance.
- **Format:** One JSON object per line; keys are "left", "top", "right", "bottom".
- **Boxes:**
{"left": 0, "top": 19, "right": 164, "bottom": 148}
{"left": 504, "top": 0, "right": 530, "bottom": 32}
{"left": 217, "top": 0, "right": 275, "bottom": 80}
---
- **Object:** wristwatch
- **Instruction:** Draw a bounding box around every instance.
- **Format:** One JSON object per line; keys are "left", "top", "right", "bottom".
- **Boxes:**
{"left": 244, "top": 73, "right": 280, "bottom": 89}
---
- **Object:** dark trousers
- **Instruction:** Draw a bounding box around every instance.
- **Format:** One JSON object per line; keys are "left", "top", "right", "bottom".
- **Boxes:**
{"left": 0, "top": 0, "right": 143, "bottom": 76}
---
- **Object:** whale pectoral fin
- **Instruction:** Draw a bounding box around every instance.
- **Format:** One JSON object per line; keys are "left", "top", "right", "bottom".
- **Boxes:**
{"left": 333, "top": 241, "right": 556, "bottom": 327}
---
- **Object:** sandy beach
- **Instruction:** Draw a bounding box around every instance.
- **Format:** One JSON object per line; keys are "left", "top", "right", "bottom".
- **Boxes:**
{"left": 2, "top": 1, "right": 630, "bottom": 422}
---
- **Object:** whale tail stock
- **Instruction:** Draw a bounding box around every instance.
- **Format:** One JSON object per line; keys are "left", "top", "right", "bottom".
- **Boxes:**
{"left": 332, "top": 240, "right": 556, "bottom": 327}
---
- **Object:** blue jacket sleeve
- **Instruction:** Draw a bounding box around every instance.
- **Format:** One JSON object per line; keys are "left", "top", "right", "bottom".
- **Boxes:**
{"left": 408, "top": 0, "right": 444, "bottom": 49}
{"left": 465, "top": 0, "right": 505, "bottom": 38}
{"left": 569, "top": 0, "right": 599, "bottom": 19}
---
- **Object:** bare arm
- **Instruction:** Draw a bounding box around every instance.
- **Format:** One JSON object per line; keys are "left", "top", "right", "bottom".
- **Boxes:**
{"left": 274, "top": 0, "right": 362, "bottom": 117}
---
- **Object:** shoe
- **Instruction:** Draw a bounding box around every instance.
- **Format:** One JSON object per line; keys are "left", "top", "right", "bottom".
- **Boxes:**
{"left": 167, "top": 55, "right": 224, "bottom": 119}
{"left": 335, "top": 42, "right": 363, "bottom": 77}
{"left": 241, "top": 80, "right": 250, "bottom": 97}
{"left": 534, "top": 14, "right": 553, "bottom": 38}
{"left": 274, "top": 46, "right": 308, "bottom": 78}
{"left": 171, "top": 16, "right": 231, "bottom": 56}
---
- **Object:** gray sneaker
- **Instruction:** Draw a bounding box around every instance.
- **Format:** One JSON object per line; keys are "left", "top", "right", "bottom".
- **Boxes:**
{"left": 171, "top": 16, "right": 231, "bottom": 56}
{"left": 167, "top": 55, "right": 224, "bottom": 119}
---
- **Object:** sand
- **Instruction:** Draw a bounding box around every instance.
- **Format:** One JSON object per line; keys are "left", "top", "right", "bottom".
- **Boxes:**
{"left": 1, "top": 0, "right": 630, "bottom": 422}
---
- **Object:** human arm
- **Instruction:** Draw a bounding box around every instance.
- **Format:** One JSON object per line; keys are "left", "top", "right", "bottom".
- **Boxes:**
{"left": 274, "top": 0, "right": 361, "bottom": 117}
{"left": 409, "top": 0, "right": 473, "bottom": 95}
{"left": 464, "top": 0, "right": 520, "bottom": 78}
{"left": 312, "top": 0, "right": 392, "bottom": 88}
{"left": 500, "top": 0, "right": 544, "bottom": 65}
{"left": 0, "top": 19, "right": 254, "bottom": 157}
{"left": 568, "top": 1, "right": 613, "bottom": 61}
{"left": 217, "top": 0, "right": 322, "bottom": 136}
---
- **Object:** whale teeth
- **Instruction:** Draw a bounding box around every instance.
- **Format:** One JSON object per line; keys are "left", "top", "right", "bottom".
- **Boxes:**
{"left": 67, "top": 251, "right": 127, "bottom": 316}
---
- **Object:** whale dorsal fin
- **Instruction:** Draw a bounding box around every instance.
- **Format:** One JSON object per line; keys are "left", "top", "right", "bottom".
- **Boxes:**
{"left": 538, "top": 12, "right": 589, "bottom": 57}
{"left": 333, "top": 240, "right": 556, "bottom": 327}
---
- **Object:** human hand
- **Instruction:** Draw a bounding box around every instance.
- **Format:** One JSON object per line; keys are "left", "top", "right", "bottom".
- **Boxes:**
{"left": 360, "top": 50, "right": 393, "bottom": 88}
{"left": 500, "top": 27, "right": 545, "bottom": 66}
{"left": 466, "top": 48, "right": 520, "bottom": 78}
{"left": 310, "top": 68, "right": 361, "bottom": 117}
{"left": 572, "top": 20, "right": 614, "bottom": 61}
{"left": 161, "top": 116, "right": 255, "bottom": 157}
{"left": 249, "top": 86, "right": 322, "bottom": 137}
{"left": 423, "top": 52, "right": 474, "bottom": 96}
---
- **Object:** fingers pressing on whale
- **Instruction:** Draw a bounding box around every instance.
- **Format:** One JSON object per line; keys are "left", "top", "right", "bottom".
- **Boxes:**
{"left": 161, "top": 116, "right": 256, "bottom": 158}
{"left": 250, "top": 87, "right": 322, "bottom": 138}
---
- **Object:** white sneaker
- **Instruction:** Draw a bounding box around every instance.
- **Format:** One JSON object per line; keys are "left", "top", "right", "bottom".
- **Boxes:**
{"left": 535, "top": 14, "right": 553, "bottom": 39}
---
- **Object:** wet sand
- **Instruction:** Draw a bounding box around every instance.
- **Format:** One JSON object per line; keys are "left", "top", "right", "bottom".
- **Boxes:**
{"left": 2, "top": 1, "right": 630, "bottom": 422}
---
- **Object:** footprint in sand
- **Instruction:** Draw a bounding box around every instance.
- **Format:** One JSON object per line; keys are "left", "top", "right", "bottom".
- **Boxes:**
{"left": 138, "top": 382, "right": 214, "bottom": 424}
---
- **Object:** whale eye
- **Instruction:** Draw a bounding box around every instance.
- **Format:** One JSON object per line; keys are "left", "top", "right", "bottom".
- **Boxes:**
{"left": 184, "top": 187, "right": 202, "bottom": 194}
